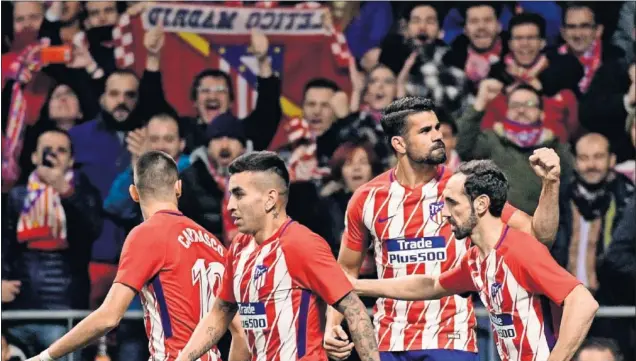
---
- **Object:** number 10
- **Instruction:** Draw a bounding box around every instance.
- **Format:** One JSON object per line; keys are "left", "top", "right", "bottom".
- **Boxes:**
{"left": 191, "top": 259, "right": 225, "bottom": 319}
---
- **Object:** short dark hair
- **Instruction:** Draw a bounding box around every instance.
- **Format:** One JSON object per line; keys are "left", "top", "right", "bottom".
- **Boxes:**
{"left": 574, "top": 337, "right": 623, "bottom": 361}
{"left": 509, "top": 13, "right": 546, "bottom": 39}
{"left": 229, "top": 151, "right": 290, "bottom": 190}
{"left": 381, "top": 96, "right": 436, "bottom": 138}
{"left": 401, "top": 2, "right": 444, "bottom": 22}
{"left": 563, "top": 2, "right": 597, "bottom": 25}
{"left": 190, "top": 69, "right": 235, "bottom": 102}
{"left": 302, "top": 78, "right": 340, "bottom": 102}
{"left": 456, "top": 160, "right": 508, "bottom": 217}
{"left": 106, "top": 68, "right": 140, "bottom": 84}
{"left": 460, "top": 2, "right": 501, "bottom": 21}
{"left": 37, "top": 128, "right": 74, "bottom": 156}
{"left": 507, "top": 83, "right": 544, "bottom": 109}
{"left": 134, "top": 150, "right": 179, "bottom": 199}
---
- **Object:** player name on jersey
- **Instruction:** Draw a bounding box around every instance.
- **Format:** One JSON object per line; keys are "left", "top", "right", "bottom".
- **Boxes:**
{"left": 385, "top": 236, "right": 447, "bottom": 265}
{"left": 238, "top": 302, "right": 268, "bottom": 330}
{"left": 177, "top": 227, "right": 225, "bottom": 255}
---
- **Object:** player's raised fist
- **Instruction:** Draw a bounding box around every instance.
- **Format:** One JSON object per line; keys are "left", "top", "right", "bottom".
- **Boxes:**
{"left": 324, "top": 325, "right": 354, "bottom": 361}
{"left": 529, "top": 147, "right": 561, "bottom": 183}
{"left": 249, "top": 31, "right": 269, "bottom": 60}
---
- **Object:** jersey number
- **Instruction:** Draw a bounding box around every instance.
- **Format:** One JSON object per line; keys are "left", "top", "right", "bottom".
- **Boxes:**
{"left": 191, "top": 259, "right": 224, "bottom": 319}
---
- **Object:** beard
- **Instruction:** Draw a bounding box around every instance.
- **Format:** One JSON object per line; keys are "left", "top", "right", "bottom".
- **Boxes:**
{"left": 449, "top": 207, "right": 479, "bottom": 240}
{"left": 406, "top": 141, "right": 447, "bottom": 165}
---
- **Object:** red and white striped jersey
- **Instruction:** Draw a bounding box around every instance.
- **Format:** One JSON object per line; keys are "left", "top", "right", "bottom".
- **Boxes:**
{"left": 218, "top": 218, "right": 353, "bottom": 361}
{"left": 343, "top": 167, "right": 517, "bottom": 352}
{"left": 114, "top": 210, "right": 226, "bottom": 361}
{"left": 439, "top": 226, "right": 582, "bottom": 361}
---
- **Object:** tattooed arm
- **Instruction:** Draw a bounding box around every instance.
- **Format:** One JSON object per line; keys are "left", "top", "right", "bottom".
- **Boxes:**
{"left": 175, "top": 298, "right": 238, "bottom": 361}
{"left": 333, "top": 291, "right": 380, "bottom": 361}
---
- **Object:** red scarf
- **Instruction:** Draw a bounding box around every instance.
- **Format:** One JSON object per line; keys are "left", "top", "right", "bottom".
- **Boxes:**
{"left": 207, "top": 162, "right": 236, "bottom": 247}
{"left": 17, "top": 171, "right": 74, "bottom": 251}
{"left": 465, "top": 38, "right": 503, "bottom": 83}
{"left": 495, "top": 119, "right": 554, "bottom": 148}
{"left": 558, "top": 39, "right": 602, "bottom": 93}
{"left": 2, "top": 41, "right": 46, "bottom": 191}
{"left": 503, "top": 53, "right": 549, "bottom": 88}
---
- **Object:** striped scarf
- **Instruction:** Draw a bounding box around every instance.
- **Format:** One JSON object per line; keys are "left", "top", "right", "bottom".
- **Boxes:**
{"left": 112, "top": 1, "right": 351, "bottom": 70}
{"left": 558, "top": 39, "right": 602, "bottom": 93}
{"left": 17, "top": 171, "right": 74, "bottom": 251}
{"left": 503, "top": 53, "right": 549, "bottom": 89}
{"left": 2, "top": 41, "right": 46, "bottom": 190}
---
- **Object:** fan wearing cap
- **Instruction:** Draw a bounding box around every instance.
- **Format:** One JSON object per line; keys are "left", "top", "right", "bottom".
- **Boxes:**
{"left": 179, "top": 113, "right": 247, "bottom": 247}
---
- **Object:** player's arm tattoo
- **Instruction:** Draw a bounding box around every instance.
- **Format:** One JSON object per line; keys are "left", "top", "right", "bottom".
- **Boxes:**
{"left": 186, "top": 299, "right": 238, "bottom": 361}
{"left": 333, "top": 291, "right": 379, "bottom": 361}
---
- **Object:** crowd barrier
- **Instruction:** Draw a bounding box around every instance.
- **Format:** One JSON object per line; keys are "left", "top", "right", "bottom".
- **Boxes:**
{"left": 2, "top": 307, "right": 635, "bottom": 361}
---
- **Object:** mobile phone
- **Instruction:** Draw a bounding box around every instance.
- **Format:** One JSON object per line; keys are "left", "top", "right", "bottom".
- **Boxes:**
{"left": 40, "top": 45, "right": 72, "bottom": 64}
{"left": 42, "top": 147, "right": 55, "bottom": 167}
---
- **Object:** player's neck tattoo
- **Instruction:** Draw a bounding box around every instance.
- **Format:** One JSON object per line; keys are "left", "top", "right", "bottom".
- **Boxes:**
{"left": 273, "top": 208, "right": 279, "bottom": 219}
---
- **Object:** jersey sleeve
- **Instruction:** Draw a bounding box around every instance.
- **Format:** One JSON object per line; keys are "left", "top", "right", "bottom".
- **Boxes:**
{"left": 501, "top": 202, "right": 517, "bottom": 223}
{"left": 509, "top": 234, "right": 581, "bottom": 305}
{"left": 439, "top": 251, "right": 478, "bottom": 294}
{"left": 342, "top": 188, "right": 368, "bottom": 252}
{"left": 114, "top": 226, "right": 167, "bottom": 292}
{"left": 283, "top": 228, "right": 353, "bottom": 305}
{"left": 217, "top": 239, "right": 237, "bottom": 303}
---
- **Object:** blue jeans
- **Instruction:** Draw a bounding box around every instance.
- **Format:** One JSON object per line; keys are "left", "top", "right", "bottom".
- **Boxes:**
{"left": 380, "top": 349, "right": 479, "bottom": 361}
{"left": 9, "top": 323, "right": 81, "bottom": 361}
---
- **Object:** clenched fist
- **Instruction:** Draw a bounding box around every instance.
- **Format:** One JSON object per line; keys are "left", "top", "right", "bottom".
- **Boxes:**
{"left": 474, "top": 78, "right": 503, "bottom": 112}
{"left": 249, "top": 31, "right": 269, "bottom": 60}
{"left": 529, "top": 147, "right": 561, "bottom": 183}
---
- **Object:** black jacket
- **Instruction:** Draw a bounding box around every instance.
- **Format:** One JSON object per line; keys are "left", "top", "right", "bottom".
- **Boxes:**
{"left": 179, "top": 155, "right": 226, "bottom": 242}
{"left": 552, "top": 173, "right": 635, "bottom": 305}
{"left": 488, "top": 50, "right": 584, "bottom": 98}
{"left": 579, "top": 59, "right": 635, "bottom": 163}
{"left": 2, "top": 173, "right": 102, "bottom": 310}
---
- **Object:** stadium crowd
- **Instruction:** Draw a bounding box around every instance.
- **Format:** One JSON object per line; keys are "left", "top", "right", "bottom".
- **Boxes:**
{"left": 1, "top": 1, "right": 634, "bottom": 361}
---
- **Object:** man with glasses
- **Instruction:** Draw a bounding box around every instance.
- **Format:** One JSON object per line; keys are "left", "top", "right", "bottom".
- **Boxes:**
{"left": 484, "top": 13, "right": 584, "bottom": 142}
{"left": 182, "top": 32, "right": 283, "bottom": 153}
{"left": 558, "top": 3, "right": 625, "bottom": 94}
{"left": 455, "top": 79, "right": 573, "bottom": 214}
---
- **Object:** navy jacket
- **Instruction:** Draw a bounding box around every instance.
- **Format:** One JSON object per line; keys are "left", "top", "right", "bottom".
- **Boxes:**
{"left": 2, "top": 173, "right": 102, "bottom": 310}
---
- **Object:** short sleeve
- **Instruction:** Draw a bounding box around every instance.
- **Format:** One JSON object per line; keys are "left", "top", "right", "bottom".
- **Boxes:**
{"left": 283, "top": 229, "right": 353, "bottom": 305}
{"left": 217, "top": 241, "right": 237, "bottom": 303}
{"left": 114, "top": 226, "right": 166, "bottom": 292}
{"left": 509, "top": 234, "right": 581, "bottom": 305}
{"left": 342, "top": 188, "right": 368, "bottom": 252}
{"left": 439, "top": 251, "right": 478, "bottom": 294}
{"left": 501, "top": 202, "right": 517, "bottom": 223}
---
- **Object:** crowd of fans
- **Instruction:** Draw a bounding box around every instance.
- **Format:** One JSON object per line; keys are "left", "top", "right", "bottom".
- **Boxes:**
{"left": 1, "top": 1, "right": 634, "bottom": 361}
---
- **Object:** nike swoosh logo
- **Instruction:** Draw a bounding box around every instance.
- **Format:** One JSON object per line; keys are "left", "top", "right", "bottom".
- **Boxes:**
{"left": 378, "top": 215, "right": 396, "bottom": 223}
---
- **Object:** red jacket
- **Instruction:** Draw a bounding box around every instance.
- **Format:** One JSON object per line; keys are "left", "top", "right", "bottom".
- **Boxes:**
{"left": 480, "top": 89, "right": 580, "bottom": 142}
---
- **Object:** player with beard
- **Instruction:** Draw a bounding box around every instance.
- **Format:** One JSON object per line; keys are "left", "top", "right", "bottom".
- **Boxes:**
{"left": 324, "top": 97, "right": 562, "bottom": 361}
{"left": 349, "top": 160, "right": 599, "bottom": 361}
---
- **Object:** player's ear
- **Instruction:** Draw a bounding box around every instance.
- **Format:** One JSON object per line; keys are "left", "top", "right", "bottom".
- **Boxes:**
{"left": 391, "top": 135, "right": 407, "bottom": 155}
{"left": 175, "top": 179, "right": 182, "bottom": 198}
{"left": 474, "top": 195, "right": 489, "bottom": 215}
{"left": 129, "top": 184, "right": 140, "bottom": 203}
{"left": 265, "top": 189, "right": 276, "bottom": 213}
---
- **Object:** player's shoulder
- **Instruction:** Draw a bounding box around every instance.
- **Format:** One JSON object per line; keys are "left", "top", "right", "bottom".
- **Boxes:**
{"left": 279, "top": 221, "right": 328, "bottom": 250}
{"left": 349, "top": 170, "right": 392, "bottom": 204}
{"left": 497, "top": 226, "right": 547, "bottom": 260}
